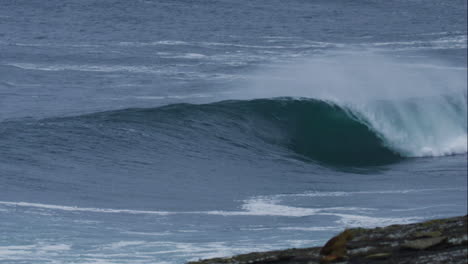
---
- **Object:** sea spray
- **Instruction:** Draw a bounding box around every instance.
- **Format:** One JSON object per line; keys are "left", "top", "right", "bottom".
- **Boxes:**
{"left": 240, "top": 53, "right": 467, "bottom": 157}
{"left": 348, "top": 95, "right": 467, "bottom": 157}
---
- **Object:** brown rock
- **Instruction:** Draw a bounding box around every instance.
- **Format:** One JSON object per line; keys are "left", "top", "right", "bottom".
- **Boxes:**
{"left": 319, "top": 229, "right": 354, "bottom": 263}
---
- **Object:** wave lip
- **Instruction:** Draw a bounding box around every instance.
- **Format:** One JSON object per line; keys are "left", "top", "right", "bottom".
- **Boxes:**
{"left": 350, "top": 94, "right": 467, "bottom": 158}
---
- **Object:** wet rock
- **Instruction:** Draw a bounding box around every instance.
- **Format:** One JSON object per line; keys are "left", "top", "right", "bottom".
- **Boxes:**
{"left": 364, "top": 252, "right": 391, "bottom": 259}
{"left": 447, "top": 234, "right": 468, "bottom": 245}
{"left": 188, "top": 215, "right": 467, "bottom": 264}
{"left": 319, "top": 229, "right": 353, "bottom": 263}
{"left": 412, "top": 230, "right": 442, "bottom": 238}
{"left": 402, "top": 236, "right": 446, "bottom": 250}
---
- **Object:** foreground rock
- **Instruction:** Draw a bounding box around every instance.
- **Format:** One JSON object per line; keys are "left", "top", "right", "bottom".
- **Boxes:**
{"left": 188, "top": 215, "right": 467, "bottom": 264}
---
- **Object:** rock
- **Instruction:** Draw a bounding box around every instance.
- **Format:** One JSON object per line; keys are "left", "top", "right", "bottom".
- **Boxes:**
{"left": 413, "top": 230, "right": 443, "bottom": 238}
{"left": 402, "top": 236, "right": 446, "bottom": 250}
{"left": 447, "top": 235, "right": 468, "bottom": 245}
{"left": 188, "top": 215, "right": 467, "bottom": 264}
{"left": 319, "top": 229, "right": 353, "bottom": 263}
{"left": 364, "top": 252, "right": 391, "bottom": 259}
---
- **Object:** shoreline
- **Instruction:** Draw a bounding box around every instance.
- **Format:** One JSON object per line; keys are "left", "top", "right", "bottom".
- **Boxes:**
{"left": 188, "top": 215, "right": 467, "bottom": 264}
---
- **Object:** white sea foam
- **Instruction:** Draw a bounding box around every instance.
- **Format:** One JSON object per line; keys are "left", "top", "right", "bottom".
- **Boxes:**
{"left": 0, "top": 199, "right": 373, "bottom": 219}
{"left": 204, "top": 197, "right": 376, "bottom": 218}
{"left": 5, "top": 62, "right": 241, "bottom": 81}
{"left": 361, "top": 35, "right": 467, "bottom": 50}
{"left": 0, "top": 243, "right": 71, "bottom": 261}
{"left": 371, "top": 35, "right": 466, "bottom": 46}
{"left": 391, "top": 204, "right": 461, "bottom": 212}
{"left": 0, "top": 41, "right": 101, "bottom": 48}
{"left": 279, "top": 187, "right": 468, "bottom": 198}
{"left": 279, "top": 226, "right": 342, "bottom": 231}
{"left": 175, "top": 53, "right": 207, "bottom": 59}
{"left": 156, "top": 52, "right": 208, "bottom": 59}
{"left": 122, "top": 231, "right": 172, "bottom": 236}
{"left": 104, "top": 241, "right": 147, "bottom": 250}
{"left": 333, "top": 213, "right": 421, "bottom": 227}
{"left": 138, "top": 240, "right": 314, "bottom": 261}
{"left": 239, "top": 198, "right": 321, "bottom": 217}
{"left": 6, "top": 63, "right": 161, "bottom": 74}
{"left": 39, "top": 244, "right": 71, "bottom": 251}
{"left": 116, "top": 39, "right": 342, "bottom": 50}
{"left": 0, "top": 201, "right": 172, "bottom": 215}
{"left": 115, "top": 35, "right": 466, "bottom": 51}
{"left": 118, "top": 40, "right": 189, "bottom": 46}
{"left": 0, "top": 190, "right": 461, "bottom": 224}
{"left": 416, "top": 31, "right": 466, "bottom": 36}
{"left": 94, "top": 240, "right": 284, "bottom": 261}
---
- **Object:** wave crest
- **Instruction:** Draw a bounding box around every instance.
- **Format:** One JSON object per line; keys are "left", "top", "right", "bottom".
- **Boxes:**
{"left": 79, "top": 94, "right": 466, "bottom": 165}
{"left": 8, "top": 95, "right": 466, "bottom": 167}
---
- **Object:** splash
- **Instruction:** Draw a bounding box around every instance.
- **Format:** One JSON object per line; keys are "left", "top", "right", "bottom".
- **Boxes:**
{"left": 240, "top": 53, "right": 467, "bottom": 157}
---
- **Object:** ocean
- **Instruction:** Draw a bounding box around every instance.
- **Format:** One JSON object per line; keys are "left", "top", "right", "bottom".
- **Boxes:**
{"left": 0, "top": 1, "right": 467, "bottom": 263}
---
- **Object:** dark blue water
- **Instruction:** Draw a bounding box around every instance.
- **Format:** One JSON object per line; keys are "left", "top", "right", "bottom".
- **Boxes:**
{"left": 0, "top": 1, "right": 467, "bottom": 263}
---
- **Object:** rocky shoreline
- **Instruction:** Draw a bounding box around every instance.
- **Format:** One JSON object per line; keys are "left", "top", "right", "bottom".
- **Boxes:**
{"left": 188, "top": 215, "right": 467, "bottom": 264}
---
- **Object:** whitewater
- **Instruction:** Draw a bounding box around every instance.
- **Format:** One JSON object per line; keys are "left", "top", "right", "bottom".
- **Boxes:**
{"left": 0, "top": 0, "right": 467, "bottom": 263}
{"left": 236, "top": 53, "right": 468, "bottom": 158}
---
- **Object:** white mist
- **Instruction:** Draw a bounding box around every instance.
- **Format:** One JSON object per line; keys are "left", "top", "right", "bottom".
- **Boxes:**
{"left": 240, "top": 52, "right": 468, "bottom": 157}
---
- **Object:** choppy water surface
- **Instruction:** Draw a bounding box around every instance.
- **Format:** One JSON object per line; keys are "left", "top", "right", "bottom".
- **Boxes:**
{"left": 0, "top": 1, "right": 467, "bottom": 263}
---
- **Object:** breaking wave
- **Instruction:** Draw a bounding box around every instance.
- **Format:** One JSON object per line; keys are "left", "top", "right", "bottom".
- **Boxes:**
{"left": 7, "top": 93, "right": 465, "bottom": 167}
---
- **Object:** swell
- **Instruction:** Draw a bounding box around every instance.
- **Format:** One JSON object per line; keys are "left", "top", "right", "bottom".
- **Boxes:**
{"left": 2, "top": 96, "right": 466, "bottom": 167}
{"left": 76, "top": 97, "right": 403, "bottom": 166}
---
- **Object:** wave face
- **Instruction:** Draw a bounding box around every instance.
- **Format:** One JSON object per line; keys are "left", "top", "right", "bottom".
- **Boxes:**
{"left": 7, "top": 94, "right": 465, "bottom": 167}
{"left": 239, "top": 53, "right": 468, "bottom": 162}
{"left": 216, "top": 98, "right": 403, "bottom": 166}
